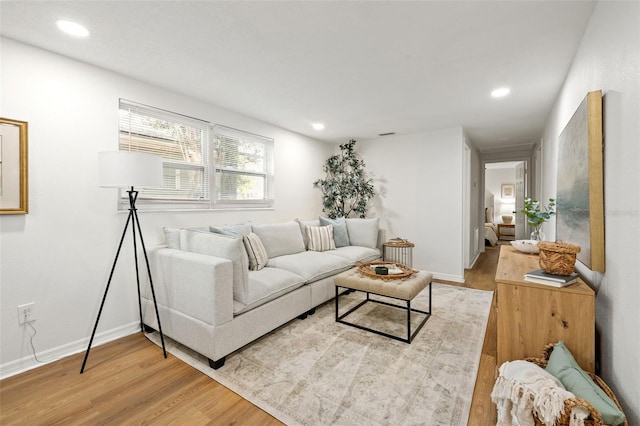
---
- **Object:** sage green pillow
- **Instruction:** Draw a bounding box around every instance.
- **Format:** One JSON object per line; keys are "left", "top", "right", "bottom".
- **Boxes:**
{"left": 545, "top": 341, "right": 625, "bottom": 426}
{"left": 319, "top": 216, "right": 350, "bottom": 247}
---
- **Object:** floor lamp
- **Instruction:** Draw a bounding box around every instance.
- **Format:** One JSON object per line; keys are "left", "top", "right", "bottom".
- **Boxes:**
{"left": 80, "top": 151, "right": 167, "bottom": 373}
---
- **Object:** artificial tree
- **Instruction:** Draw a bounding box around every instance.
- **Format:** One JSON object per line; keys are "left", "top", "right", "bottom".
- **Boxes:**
{"left": 313, "top": 139, "right": 375, "bottom": 219}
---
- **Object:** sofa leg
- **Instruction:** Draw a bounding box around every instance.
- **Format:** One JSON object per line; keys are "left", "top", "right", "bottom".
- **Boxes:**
{"left": 143, "top": 324, "right": 156, "bottom": 333}
{"left": 208, "top": 357, "right": 226, "bottom": 369}
{"left": 308, "top": 308, "right": 316, "bottom": 316}
{"left": 297, "top": 312, "right": 308, "bottom": 320}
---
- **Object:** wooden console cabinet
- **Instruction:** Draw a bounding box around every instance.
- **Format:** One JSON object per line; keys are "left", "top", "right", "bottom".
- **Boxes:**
{"left": 495, "top": 245, "right": 595, "bottom": 372}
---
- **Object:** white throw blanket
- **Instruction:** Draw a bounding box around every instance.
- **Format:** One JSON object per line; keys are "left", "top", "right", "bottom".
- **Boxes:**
{"left": 491, "top": 360, "right": 590, "bottom": 426}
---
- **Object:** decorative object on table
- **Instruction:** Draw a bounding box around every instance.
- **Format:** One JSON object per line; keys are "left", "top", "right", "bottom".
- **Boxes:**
{"left": 0, "top": 117, "right": 28, "bottom": 214}
{"left": 313, "top": 139, "right": 375, "bottom": 219}
{"left": 521, "top": 197, "right": 556, "bottom": 241}
{"left": 501, "top": 183, "right": 515, "bottom": 199}
{"left": 374, "top": 265, "right": 388, "bottom": 275}
{"left": 501, "top": 214, "right": 513, "bottom": 224}
{"left": 523, "top": 268, "right": 579, "bottom": 287}
{"left": 357, "top": 261, "right": 416, "bottom": 280}
{"left": 383, "top": 238, "right": 414, "bottom": 266}
{"left": 538, "top": 241, "right": 581, "bottom": 276}
{"left": 80, "top": 151, "right": 167, "bottom": 373}
{"left": 510, "top": 239, "right": 539, "bottom": 254}
{"left": 556, "top": 90, "right": 605, "bottom": 272}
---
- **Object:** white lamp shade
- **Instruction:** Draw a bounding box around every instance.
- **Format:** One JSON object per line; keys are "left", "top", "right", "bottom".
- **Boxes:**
{"left": 98, "top": 151, "right": 163, "bottom": 188}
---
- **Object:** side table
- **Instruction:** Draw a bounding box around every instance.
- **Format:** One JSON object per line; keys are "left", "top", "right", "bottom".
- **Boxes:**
{"left": 497, "top": 224, "right": 515, "bottom": 240}
{"left": 383, "top": 239, "right": 414, "bottom": 266}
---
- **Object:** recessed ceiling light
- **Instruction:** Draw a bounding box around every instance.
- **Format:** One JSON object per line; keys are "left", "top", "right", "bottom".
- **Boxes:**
{"left": 491, "top": 87, "right": 510, "bottom": 98}
{"left": 56, "top": 20, "right": 90, "bottom": 37}
{"left": 311, "top": 123, "right": 325, "bottom": 131}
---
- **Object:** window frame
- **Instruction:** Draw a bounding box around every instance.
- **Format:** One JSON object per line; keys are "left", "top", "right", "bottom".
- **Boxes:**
{"left": 211, "top": 125, "right": 275, "bottom": 209}
{"left": 116, "top": 100, "right": 274, "bottom": 212}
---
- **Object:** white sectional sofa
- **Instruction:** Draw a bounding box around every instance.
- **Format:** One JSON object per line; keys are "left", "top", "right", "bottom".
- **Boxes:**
{"left": 141, "top": 218, "right": 381, "bottom": 369}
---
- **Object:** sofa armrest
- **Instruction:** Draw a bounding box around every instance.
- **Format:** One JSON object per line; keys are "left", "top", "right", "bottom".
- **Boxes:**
{"left": 148, "top": 247, "right": 234, "bottom": 326}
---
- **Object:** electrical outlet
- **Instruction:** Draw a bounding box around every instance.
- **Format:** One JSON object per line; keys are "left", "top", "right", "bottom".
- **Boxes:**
{"left": 17, "top": 303, "right": 35, "bottom": 325}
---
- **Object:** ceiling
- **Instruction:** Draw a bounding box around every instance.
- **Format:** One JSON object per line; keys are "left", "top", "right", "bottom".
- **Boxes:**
{"left": 0, "top": 1, "right": 596, "bottom": 151}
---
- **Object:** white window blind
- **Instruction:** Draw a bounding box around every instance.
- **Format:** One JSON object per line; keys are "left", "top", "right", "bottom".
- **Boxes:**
{"left": 118, "top": 100, "right": 210, "bottom": 208}
{"left": 212, "top": 125, "right": 274, "bottom": 207}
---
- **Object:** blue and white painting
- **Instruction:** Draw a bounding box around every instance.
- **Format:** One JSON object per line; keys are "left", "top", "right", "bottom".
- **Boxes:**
{"left": 557, "top": 93, "right": 602, "bottom": 270}
{"left": 557, "top": 96, "right": 592, "bottom": 268}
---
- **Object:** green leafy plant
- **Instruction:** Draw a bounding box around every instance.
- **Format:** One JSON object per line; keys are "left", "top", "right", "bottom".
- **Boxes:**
{"left": 313, "top": 139, "right": 375, "bottom": 219}
{"left": 521, "top": 198, "right": 556, "bottom": 227}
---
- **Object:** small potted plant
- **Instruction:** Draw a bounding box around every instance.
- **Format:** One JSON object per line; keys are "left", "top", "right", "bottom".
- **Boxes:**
{"left": 521, "top": 198, "right": 555, "bottom": 241}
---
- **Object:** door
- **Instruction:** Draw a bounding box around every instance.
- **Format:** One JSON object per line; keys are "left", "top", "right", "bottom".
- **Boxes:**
{"left": 514, "top": 162, "right": 526, "bottom": 239}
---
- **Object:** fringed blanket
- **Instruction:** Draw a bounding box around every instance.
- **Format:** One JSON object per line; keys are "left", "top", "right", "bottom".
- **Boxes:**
{"left": 491, "top": 360, "right": 589, "bottom": 426}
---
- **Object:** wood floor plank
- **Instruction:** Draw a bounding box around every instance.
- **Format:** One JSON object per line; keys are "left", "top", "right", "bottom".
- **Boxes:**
{"left": 0, "top": 247, "right": 501, "bottom": 425}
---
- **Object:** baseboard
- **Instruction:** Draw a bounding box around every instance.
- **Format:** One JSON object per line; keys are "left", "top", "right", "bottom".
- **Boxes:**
{"left": 0, "top": 322, "right": 140, "bottom": 380}
{"left": 468, "top": 252, "right": 481, "bottom": 269}
{"left": 433, "top": 272, "right": 465, "bottom": 283}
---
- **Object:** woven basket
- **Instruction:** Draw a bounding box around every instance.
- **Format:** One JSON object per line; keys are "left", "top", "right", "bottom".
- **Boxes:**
{"left": 538, "top": 241, "right": 581, "bottom": 275}
{"left": 525, "top": 344, "right": 628, "bottom": 426}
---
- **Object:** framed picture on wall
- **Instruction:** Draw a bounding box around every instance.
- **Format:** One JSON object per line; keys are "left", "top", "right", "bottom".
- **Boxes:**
{"left": 0, "top": 117, "right": 29, "bottom": 214}
{"left": 501, "top": 183, "right": 515, "bottom": 199}
{"left": 556, "top": 90, "right": 605, "bottom": 272}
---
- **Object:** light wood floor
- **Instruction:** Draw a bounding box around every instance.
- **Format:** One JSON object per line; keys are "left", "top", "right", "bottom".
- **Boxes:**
{"left": 0, "top": 247, "right": 500, "bottom": 425}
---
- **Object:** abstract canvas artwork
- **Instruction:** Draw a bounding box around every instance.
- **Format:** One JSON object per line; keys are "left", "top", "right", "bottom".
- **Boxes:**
{"left": 556, "top": 91, "right": 605, "bottom": 271}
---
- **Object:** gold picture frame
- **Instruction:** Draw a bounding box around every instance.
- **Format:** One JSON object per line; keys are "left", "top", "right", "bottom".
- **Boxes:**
{"left": 556, "top": 91, "right": 604, "bottom": 271}
{"left": 0, "top": 117, "right": 29, "bottom": 214}
{"left": 501, "top": 183, "right": 515, "bottom": 199}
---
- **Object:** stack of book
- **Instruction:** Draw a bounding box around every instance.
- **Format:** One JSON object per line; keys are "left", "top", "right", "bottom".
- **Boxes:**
{"left": 523, "top": 269, "right": 579, "bottom": 287}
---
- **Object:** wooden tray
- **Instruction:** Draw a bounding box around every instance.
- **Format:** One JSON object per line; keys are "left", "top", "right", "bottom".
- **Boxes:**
{"left": 357, "top": 261, "right": 417, "bottom": 280}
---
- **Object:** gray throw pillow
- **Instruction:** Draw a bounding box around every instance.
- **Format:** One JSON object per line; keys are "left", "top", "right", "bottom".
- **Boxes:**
{"left": 319, "top": 217, "right": 350, "bottom": 247}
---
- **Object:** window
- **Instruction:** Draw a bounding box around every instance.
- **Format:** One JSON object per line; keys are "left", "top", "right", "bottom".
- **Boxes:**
{"left": 118, "top": 100, "right": 210, "bottom": 210}
{"left": 213, "top": 125, "right": 274, "bottom": 207}
{"left": 117, "top": 100, "right": 274, "bottom": 210}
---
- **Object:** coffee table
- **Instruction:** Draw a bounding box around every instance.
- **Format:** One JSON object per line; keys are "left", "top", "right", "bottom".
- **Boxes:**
{"left": 334, "top": 267, "right": 432, "bottom": 343}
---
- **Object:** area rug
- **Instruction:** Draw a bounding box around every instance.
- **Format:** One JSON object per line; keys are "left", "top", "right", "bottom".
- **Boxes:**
{"left": 146, "top": 283, "right": 493, "bottom": 425}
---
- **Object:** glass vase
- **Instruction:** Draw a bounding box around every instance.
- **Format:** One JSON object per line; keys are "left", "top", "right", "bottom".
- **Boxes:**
{"left": 530, "top": 226, "right": 545, "bottom": 241}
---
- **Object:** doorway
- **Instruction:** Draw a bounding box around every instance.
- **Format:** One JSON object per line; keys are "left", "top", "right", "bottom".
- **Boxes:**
{"left": 484, "top": 161, "right": 527, "bottom": 241}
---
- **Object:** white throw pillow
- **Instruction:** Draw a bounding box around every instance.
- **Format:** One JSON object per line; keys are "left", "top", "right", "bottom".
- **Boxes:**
{"left": 306, "top": 225, "right": 337, "bottom": 252}
{"left": 243, "top": 232, "right": 268, "bottom": 271}
{"left": 163, "top": 227, "right": 181, "bottom": 249}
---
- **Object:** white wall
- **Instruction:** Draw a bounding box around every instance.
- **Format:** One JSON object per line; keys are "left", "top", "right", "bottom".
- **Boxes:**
{"left": 0, "top": 38, "right": 332, "bottom": 376}
{"left": 541, "top": 2, "right": 639, "bottom": 421}
{"left": 359, "top": 128, "right": 465, "bottom": 282}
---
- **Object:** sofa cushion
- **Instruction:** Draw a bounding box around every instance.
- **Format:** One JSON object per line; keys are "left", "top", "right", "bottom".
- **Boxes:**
{"left": 163, "top": 227, "right": 181, "bottom": 249}
{"left": 268, "top": 250, "right": 352, "bottom": 283}
{"left": 295, "top": 218, "right": 320, "bottom": 250}
{"left": 306, "top": 225, "right": 337, "bottom": 252}
{"left": 319, "top": 216, "right": 350, "bottom": 247}
{"left": 252, "top": 221, "right": 306, "bottom": 259}
{"left": 210, "top": 222, "right": 252, "bottom": 237}
{"left": 546, "top": 341, "right": 626, "bottom": 426}
{"left": 233, "top": 267, "right": 305, "bottom": 315}
{"left": 328, "top": 245, "right": 381, "bottom": 264}
{"left": 243, "top": 232, "right": 269, "bottom": 271}
{"left": 346, "top": 217, "right": 379, "bottom": 249}
{"left": 180, "top": 229, "right": 251, "bottom": 304}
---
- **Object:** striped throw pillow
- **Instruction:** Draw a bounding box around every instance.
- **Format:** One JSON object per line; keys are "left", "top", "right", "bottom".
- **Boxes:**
{"left": 243, "top": 232, "right": 268, "bottom": 271}
{"left": 306, "top": 225, "right": 336, "bottom": 252}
